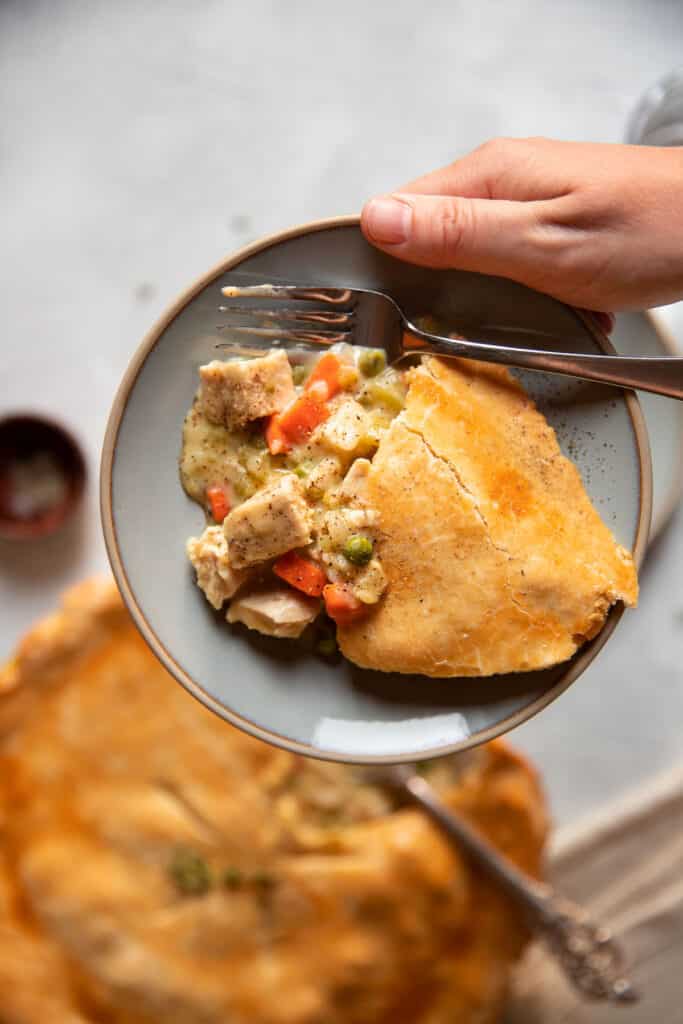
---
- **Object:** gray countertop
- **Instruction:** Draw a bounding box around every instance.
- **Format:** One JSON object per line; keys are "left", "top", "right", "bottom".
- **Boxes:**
{"left": 2, "top": 0, "right": 682, "bottom": 826}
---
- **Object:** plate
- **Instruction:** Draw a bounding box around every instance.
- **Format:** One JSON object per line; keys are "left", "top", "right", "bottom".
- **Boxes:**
{"left": 101, "top": 217, "right": 651, "bottom": 764}
{"left": 612, "top": 311, "right": 683, "bottom": 543}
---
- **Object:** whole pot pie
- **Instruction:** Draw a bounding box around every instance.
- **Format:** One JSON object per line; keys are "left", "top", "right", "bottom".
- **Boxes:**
{"left": 0, "top": 579, "right": 548, "bottom": 1024}
{"left": 181, "top": 343, "right": 638, "bottom": 676}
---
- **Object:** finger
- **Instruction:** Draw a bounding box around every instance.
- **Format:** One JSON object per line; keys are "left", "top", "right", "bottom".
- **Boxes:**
{"left": 400, "top": 154, "right": 496, "bottom": 199}
{"left": 361, "top": 192, "right": 550, "bottom": 278}
{"left": 398, "top": 137, "right": 571, "bottom": 202}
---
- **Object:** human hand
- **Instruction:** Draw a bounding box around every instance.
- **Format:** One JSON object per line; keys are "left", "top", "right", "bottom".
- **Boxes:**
{"left": 361, "top": 138, "right": 683, "bottom": 313}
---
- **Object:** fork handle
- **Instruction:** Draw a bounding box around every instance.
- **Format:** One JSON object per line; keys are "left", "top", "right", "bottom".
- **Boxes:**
{"left": 402, "top": 772, "right": 638, "bottom": 1003}
{"left": 405, "top": 326, "right": 683, "bottom": 399}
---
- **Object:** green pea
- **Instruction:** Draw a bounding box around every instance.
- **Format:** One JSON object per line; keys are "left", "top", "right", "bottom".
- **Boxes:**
{"left": 290, "top": 457, "right": 314, "bottom": 479}
{"left": 317, "top": 634, "right": 338, "bottom": 656}
{"left": 169, "top": 849, "right": 212, "bottom": 897}
{"left": 359, "top": 349, "right": 386, "bottom": 377}
{"left": 316, "top": 625, "right": 338, "bottom": 657}
{"left": 343, "top": 535, "right": 374, "bottom": 565}
{"left": 223, "top": 866, "right": 244, "bottom": 889}
{"left": 292, "top": 364, "right": 308, "bottom": 385}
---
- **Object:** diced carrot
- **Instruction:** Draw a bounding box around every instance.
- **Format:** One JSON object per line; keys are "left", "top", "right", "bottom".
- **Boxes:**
{"left": 277, "top": 392, "right": 330, "bottom": 446}
{"left": 306, "top": 379, "right": 329, "bottom": 403}
{"left": 274, "top": 551, "right": 327, "bottom": 597}
{"left": 305, "top": 353, "right": 342, "bottom": 401}
{"left": 265, "top": 414, "right": 291, "bottom": 455}
{"left": 323, "top": 583, "right": 367, "bottom": 626}
{"left": 207, "top": 485, "right": 231, "bottom": 523}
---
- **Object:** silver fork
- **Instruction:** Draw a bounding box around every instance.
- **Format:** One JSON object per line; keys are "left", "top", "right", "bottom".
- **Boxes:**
{"left": 219, "top": 283, "right": 683, "bottom": 399}
{"left": 370, "top": 763, "right": 639, "bottom": 1005}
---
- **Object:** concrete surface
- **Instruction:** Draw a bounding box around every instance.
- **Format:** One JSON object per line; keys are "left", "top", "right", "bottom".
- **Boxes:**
{"left": 2, "top": 0, "right": 683, "bottom": 826}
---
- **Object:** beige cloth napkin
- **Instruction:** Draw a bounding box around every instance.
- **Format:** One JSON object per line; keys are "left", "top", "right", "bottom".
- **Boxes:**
{"left": 506, "top": 764, "right": 683, "bottom": 1023}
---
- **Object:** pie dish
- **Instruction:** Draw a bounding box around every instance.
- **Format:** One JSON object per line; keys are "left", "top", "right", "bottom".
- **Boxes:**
{"left": 0, "top": 579, "right": 549, "bottom": 1024}
{"left": 101, "top": 217, "right": 651, "bottom": 761}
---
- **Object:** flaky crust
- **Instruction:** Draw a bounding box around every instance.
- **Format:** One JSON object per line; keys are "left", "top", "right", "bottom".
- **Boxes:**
{"left": 339, "top": 358, "right": 638, "bottom": 677}
{"left": 0, "top": 579, "right": 548, "bottom": 1024}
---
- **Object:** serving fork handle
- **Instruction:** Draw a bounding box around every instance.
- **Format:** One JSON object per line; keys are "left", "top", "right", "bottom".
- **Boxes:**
{"left": 393, "top": 769, "right": 639, "bottom": 1004}
{"left": 403, "top": 323, "right": 683, "bottom": 399}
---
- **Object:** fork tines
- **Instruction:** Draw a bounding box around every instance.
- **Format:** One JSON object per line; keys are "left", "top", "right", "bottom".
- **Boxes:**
{"left": 217, "top": 284, "right": 356, "bottom": 348}
{"left": 221, "top": 284, "right": 354, "bottom": 305}
{"left": 219, "top": 306, "right": 350, "bottom": 326}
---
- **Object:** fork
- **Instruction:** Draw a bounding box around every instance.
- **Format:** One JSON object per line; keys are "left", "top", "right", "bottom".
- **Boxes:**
{"left": 219, "top": 283, "right": 683, "bottom": 399}
{"left": 369, "top": 763, "right": 639, "bottom": 1005}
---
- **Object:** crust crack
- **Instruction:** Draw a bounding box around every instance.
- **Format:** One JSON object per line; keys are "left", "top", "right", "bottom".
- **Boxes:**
{"left": 401, "top": 422, "right": 532, "bottom": 622}
{"left": 401, "top": 422, "right": 510, "bottom": 558}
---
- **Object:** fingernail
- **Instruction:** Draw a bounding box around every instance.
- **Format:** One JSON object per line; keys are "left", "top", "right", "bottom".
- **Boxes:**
{"left": 594, "top": 311, "right": 616, "bottom": 334}
{"left": 363, "top": 197, "right": 412, "bottom": 244}
{"left": 579, "top": 309, "right": 616, "bottom": 335}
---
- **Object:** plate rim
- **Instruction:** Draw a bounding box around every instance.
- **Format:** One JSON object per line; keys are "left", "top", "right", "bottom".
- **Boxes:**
{"left": 100, "top": 214, "right": 653, "bottom": 764}
{"left": 642, "top": 310, "right": 683, "bottom": 540}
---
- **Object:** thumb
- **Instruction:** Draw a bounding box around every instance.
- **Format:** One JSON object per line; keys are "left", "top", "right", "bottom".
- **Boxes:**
{"left": 361, "top": 192, "right": 546, "bottom": 278}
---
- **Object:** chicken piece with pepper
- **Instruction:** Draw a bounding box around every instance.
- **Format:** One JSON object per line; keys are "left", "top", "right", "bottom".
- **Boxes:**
{"left": 228, "top": 584, "right": 321, "bottom": 638}
{"left": 186, "top": 526, "right": 250, "bottom": 609}
{"left": 200, "top": 350, "right": 295, "bottom": 430}
{"left": 223, "top": 473, "right": 312, "bottom": 569}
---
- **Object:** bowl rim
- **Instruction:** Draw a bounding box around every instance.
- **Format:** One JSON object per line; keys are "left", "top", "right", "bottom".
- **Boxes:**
{"left": 641, "top": 309, "right": 683, "bottom": 540}
{"left": 100, "top": 214, "right": 653, "bottom": 764}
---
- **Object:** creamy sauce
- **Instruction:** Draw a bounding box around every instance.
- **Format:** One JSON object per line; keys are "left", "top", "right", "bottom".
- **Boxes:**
{"left": 181, "top": 405, "right": 280, "bottom": 506}
{"left": 181, "top": 343, "right": 407, "bottom": 639}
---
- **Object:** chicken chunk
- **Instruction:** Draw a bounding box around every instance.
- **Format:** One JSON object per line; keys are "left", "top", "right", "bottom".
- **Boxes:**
{"left": 227, "top": 585, "right": 320, "bottom": 638}
{"left": 223, "top": 473, "right": 312, "bottom": 569}
{"left": 186, "top": 526, "right": 249, "bottom": 609}
{"left": 199, "top": 350, "right": 294, "bottom": 430}
{"left": 315, "top": 399, "right": 372, "bottom": 458}
{"left": 305, "top": 455, "right": 343, "bottom": 496}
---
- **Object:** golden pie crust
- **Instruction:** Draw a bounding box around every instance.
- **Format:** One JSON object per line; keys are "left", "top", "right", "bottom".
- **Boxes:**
{"left": 339, "top": 357, "right": 638, "bottom": 676}
{"left": 0, "top": 579, "right": 548, "bottom": 1024}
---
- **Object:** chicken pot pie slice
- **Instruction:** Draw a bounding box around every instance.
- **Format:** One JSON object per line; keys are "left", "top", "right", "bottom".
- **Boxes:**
{"left": 0, "top": 578, "right": 548, "bottom": 1024}
{"left": 338, "top": 357, "right": 638, "bottom": 677}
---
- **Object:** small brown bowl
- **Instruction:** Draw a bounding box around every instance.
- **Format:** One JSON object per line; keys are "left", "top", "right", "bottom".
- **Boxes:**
{"left": 0, "top": 415, "right": 86, "bottom": 540}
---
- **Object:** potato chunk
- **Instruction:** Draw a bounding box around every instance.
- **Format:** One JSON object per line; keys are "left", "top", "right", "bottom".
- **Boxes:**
{"left": 305, "top": 456, "right": 343, "bottom": 496}
{"left": 227, "top": 585, "right": 320, "bottom": 638}
{"left": 223, "top": 474, "right": 311, "bottom": 569}
{"left": 338, "top": 458, "right": 371, "bottom": 505}
{"left": 315, "top": 399, "right": 371, "bottom": 457}
{"left": 320, "top": 507, "right": 380, "bottom": 548}
{"left": 186, "top": 526, "right": 249, "bottom": 609}
{"left": 351, "top": 558, "right": 388, "bottom": 604}
{"left": 199, "top": 350, "right": 294, "bottom": 429}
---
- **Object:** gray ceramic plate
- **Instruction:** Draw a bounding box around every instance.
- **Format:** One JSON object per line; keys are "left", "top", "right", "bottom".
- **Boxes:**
{"left": 612, "top": 311, "right": 683, "bottom": 543}
{"left": 101, "top": 217, "right": 651, "bottom": 764}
